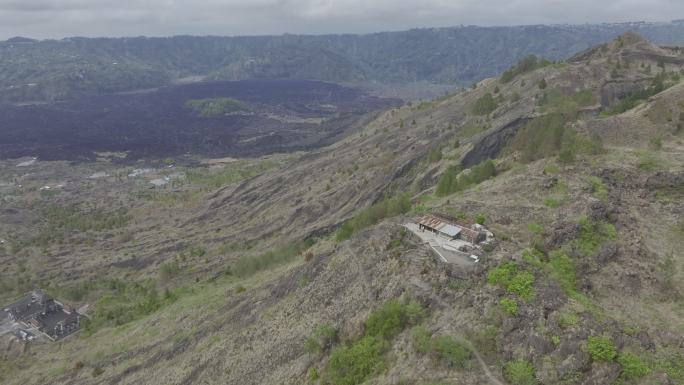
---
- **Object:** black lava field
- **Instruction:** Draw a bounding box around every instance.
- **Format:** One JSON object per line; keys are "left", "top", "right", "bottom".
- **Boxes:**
{"left": 0, "top": 79, "right": 400, "bottom": 161}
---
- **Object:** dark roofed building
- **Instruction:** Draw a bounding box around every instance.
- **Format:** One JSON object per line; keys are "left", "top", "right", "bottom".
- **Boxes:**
{"left": 3, "top": 289, "right": 82, "bottom": 341}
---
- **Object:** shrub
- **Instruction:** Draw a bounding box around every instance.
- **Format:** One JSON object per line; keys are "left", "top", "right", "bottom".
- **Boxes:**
{"left": 327, "top": 336, "right": 387, "bottom": 385}
{"left": 365, "top": 300, "right": 425, "bottom": 340}
{"left": 548, "top": 250, "right": 577, "bottom": 295}
{"left": 587, "top": 176, "right": 608, "bottom": 201}
{"left": 336, "top": 194, "right": 411, "bottom": 241}
{"left": 159, "top": 260, "right": 181, "bottom": 281}
{"left": 503, "top": 360, "right": 537, "bottom": 385}
{"left": 92, "top": 367, "right": 104, "bottom": 378}
{"left": 556, "top": 310, "right": 580, "bottom": 329}
{"left": 499, "top": 298, "right": 519, "bottom": 316}
{"left": 308, "top": 367, "right": 319, "bottom": 381}
{"left": 472, "top": 93, "right": 498, "bottom": 115}
{"left": 587, "top": 336, "right": 617, "bottom": 362}
{"left": 427, "top": 146, "right": 444, "bottom": 163}
{"left": 572, "top": 217, "right": 617, "bottom": 257}
{"left": 431, "top": 335, "right": 472, "bottom": 368}
{"left": 618, "top": 352, "right": 651, "bottom": 380}
{"left": 487, "top": 262, "right": 535, "bottom": 301}
{"left": 538, "top": 78, "right": 548, "bottom": 89}
{"left": 306, "top": 324, "right": 337, "bottom": 354}
{"left": 411, "top": 326, "right": 432, "bottom": 353}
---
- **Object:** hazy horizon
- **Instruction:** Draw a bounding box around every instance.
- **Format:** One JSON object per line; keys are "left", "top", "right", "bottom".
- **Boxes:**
{"left": 1, "top": 0, "right": 683, "bottom": 40}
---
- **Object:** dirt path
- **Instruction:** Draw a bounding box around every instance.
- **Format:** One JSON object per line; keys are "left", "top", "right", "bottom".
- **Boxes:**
{"left": 429, "top": 292, "right": 506, "bottom": 385}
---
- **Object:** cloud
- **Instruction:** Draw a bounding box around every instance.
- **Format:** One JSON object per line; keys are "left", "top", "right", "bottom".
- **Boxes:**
{"left": 0, "top": 0, "right": 681, "bottom": 39}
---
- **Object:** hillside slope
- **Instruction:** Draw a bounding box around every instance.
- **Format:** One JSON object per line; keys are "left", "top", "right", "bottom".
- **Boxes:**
{"left": 0, "top": 34, "right": 683, "bottom": 385}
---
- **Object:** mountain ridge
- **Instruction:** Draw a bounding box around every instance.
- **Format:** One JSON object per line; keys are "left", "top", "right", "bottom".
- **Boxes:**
{"left": 2, "top": 22, "right": 684, "bottom": 102}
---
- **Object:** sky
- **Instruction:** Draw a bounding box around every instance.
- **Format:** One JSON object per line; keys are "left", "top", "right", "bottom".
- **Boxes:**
{"left": 0, "top": 0, "right": 682, "bottom": 39}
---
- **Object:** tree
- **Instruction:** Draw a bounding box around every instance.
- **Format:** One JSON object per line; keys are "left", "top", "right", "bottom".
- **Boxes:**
{"left": 538, "top": 78, "right": 548, "bottom": 89}
{"left": 472, "top": 93, "right": 498, "bottom": 115}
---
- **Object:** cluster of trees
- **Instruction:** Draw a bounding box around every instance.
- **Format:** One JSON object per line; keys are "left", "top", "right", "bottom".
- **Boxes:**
{"left": 185, "top": 97, "right": 249, "bottom": 117}
{"left": 471, "top": 93, "right": 499, "bottom": 115}
{"left": 435, "top": 160, "right": 496, "bottom": 197}
{"left": 603, "top": 71, "right": 671, "bottom": 115}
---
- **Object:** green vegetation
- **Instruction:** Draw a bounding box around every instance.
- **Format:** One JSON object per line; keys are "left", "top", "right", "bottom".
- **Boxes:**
{"left": 326, "top": 300, "right": 425, "bottom": 385}
{"left": 308, "top": 367, "right": 319, "bottom": 381}
{"left": 427, "top": 146, "right": 444, "bottom": 163}
{"left": 657, "top": 253, "right": 677, "bottom": 294}
{"left": 544, "top": 180, "right": 569, "bottom": 208}
{"left": 431, "top": 335, "right": 472, "bottom": 368}
{"left": 487, "top": 262, "right": 535, "bottom": 301}
{"left": 556, "top": 310, "right": 580, "bottom": 329}
{"left": 365, "top": 300, "right": 425, "bottom": 340}
{"left": 84, "top": 280, "right": 183, "bottom": 334}
{"left": 185, "top": 97, "right": 249, "bottom": 117}
{"left": 503, "top": 360, "right": 537, "bottom": 385}
{"left": 327, "top": 336, "right": 387, "bottom": 385}
{"left": 472, "top": 93, "right": 498, "bottom": 115}
{"left": 548, "top": 250, "right": 577, "bottom": 295}
{"left": 184, "top": 160, "right": 277, "bottom": 190}
{"left": 509, "top": 112, "right": 602, "bottom": 164}
{"left": 653, "top": 348, "right": 684, "bottom": 383}
{"left": 587, "top": 336, "right": 617, "bottom": 362}
{"left": 231, "top": 239, "right": 314, "bottom": 278}
{"left": 435, "top": 160, "right": 496, "bottom": 197}
{"left": 19, "top": 204, "right": 131, "bottom": 249}
{"left": 540, "top": 89, "right": 596, "bottom": 114}
{"left": 159, "top": 260, "right": 182, "bottom": 281}
{"left": 411, "top": 326, "right": 432, "bottom": 353}
{"left": 500, "top": 55, "right": 552, "bottom": 83}
{"left": 306, "top": 324, "right": 338, "bottom": 354}
{"left": 587, "top": 176, "right": 609, "bottom": 200}
{"left": 571, "top": 217, "right": 617, "bottom": 257}
{"left": 336, "top": 194, "right": 411, "bottom": 241}
{"left": 602, "top": 73, "right": 670, "bottom": 116}
{"left": 617, "top": 352, "right": 650, "bottom": 380}
{"left": 499, "top": 298, "right": 519, "bottom": 316}
{"left": 509, "top": 88, "right": 604, "bottom": 163}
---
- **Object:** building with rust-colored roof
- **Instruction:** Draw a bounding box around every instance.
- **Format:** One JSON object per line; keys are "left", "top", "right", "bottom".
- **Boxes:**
{"left": 417, "top": 213, "right": 485, "bottom": 244}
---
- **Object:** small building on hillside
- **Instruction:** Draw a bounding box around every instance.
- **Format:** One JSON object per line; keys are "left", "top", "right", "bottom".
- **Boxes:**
{"left": 417, "top": 213, "right": 486, "bottom": 244}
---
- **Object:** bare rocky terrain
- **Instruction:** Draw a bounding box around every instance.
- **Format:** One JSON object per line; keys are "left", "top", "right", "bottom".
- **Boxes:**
{"left": 0, "top": 33, "right": 683, "bottom": 385}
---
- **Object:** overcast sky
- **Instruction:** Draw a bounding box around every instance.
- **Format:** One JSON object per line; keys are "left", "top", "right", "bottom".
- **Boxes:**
{"left": 0, "top": 0, "right": 682, "bottom": 39}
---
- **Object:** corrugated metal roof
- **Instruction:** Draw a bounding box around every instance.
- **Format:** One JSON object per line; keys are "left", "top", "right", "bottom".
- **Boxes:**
{"left": 418, "top": 213, "right": 482, "bottom": 242}
{"left": 440, "top": 224, "right": 461, "bottom": 237}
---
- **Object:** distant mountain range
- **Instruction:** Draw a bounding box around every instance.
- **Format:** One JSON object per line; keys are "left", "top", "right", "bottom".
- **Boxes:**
{"left": 2, "top": 21, "right": 684, "bottom": 102}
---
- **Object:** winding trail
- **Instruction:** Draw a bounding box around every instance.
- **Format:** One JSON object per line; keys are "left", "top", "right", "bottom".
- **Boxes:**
{"left": 431, "top": 291, "right": 506, "bottom": 385}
